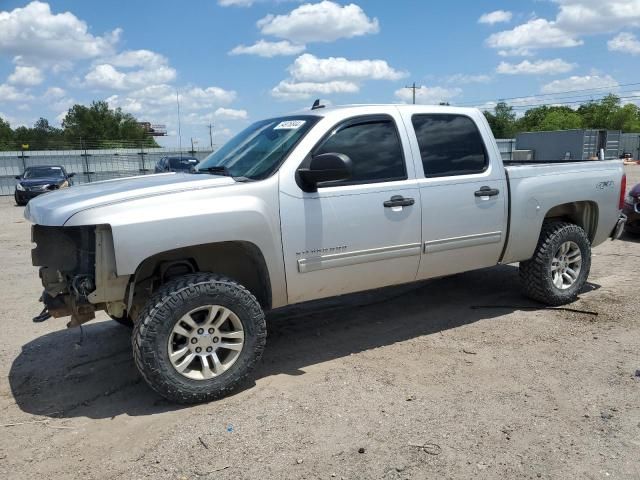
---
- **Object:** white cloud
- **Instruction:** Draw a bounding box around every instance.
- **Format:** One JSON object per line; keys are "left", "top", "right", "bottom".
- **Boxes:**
{"left": 105, "top": 49, "right": 169, "bottom": 69}
{"left": 0, "top": 1, "right": 120, "bottom": 67}
{"left": 84, "top": 63, "right": 177, "bottom": 90}
{"left": 8, "top": 65, "right": 44, "bottom": 86}
{"left": 288, "top": 54, "right": 407, "bottom": 82}
{"left": 541, "top": 74, "right": 618, "bottom": 94}
{"left": 555, "top": 0, "right": 640, "bottom": 35}
{"left": 487, "top": 18, "right": 583, "bottom": 53}
{"left": 394, "top": 85, "right": 462, "bottom": 105}
{"left": 107, "top": 84, "right": 236, "bottom": 114}
{"left": 272, "top": 53, "right": 406, "bottom": 101}
{"left": 479, "top": 10, "right": 512, "bottom": 25}
{"left": 0, "top": 83, "right": 34, "bottom": 102}
{"left": 229, "top": 40, "right": 305, "bottom": 57}
{"left": 271, "top": 80, "right": 359, "bottom": 100}
{"left": 487, "top": 1, "right": 640, "bottom": 55}
{"left": 497, "top": 59, "right": 576, "bottom": 75}
{"left": 257, "top": 1, "right": 379, "bottom": 43}
{"left": 445, "top": 73, "right": 491, "bottom": 84}
{"left": 84, "top": 50, "right": 176, "bottom": 91}
{"left": 219, "top": 0, "right": 254, "bottom": 6}
{"left": 43, "top": 87, "right": 66, "bottom": 99}
{"left": 214, "top": 107, "right": 248, "bottom": 120}
{"left": 608, "top": 32, "right": 640, "bottom": 55}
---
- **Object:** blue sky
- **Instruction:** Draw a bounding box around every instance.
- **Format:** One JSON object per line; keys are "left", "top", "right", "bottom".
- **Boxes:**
{"left": 1, "top": 0, "right": 639, "bottom": 147}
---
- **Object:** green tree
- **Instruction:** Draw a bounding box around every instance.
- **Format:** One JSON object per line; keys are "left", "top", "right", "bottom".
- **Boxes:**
{"left": 539, "top": 110, "right": 583, "bottom": 131}
{"left": 609, "top": 103, "right": 640, "bottom": 132}
{"left": 577, "top": 94, "right": 621, "bottom": 129}
{"left": 483, "top": 101, "right": 516, "bottom": 138}
{"left": 0, "top": 116, "right": 12, "bottom": 149}
{"left": 62, "top": 100, "right": 156, "bottom": 147}
{"left": 30, "top": 117, "right": 64, "bottom": 150}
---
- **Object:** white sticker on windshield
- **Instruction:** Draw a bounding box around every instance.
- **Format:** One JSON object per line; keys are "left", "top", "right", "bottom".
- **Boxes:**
{"left": 274, "top": 120, "right": 306, "bottom": 130}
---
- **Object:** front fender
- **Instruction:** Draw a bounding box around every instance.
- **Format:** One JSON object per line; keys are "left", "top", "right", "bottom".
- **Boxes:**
{"left": 64, "top": 177, "right": 288, "bottom": 307}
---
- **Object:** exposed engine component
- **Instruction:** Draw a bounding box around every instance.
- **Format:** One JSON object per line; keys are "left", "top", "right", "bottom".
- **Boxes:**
{"left": 31, "top": 225, "right": 97, "bottom": 326}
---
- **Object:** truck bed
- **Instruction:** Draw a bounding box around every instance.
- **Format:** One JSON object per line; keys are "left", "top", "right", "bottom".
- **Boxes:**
{"left": 500, "top": 159, "right": 624, "bottom": 264}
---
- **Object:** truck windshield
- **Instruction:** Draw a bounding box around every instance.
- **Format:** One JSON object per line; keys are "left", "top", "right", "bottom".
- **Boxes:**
{"left": 196, "top": 115, "right": 319, "bottom": 180}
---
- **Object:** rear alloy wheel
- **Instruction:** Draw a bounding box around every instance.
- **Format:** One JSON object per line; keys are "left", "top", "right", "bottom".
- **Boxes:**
{"left": 550, "top": 241, "right": 583, "bottom": 290}
{"left": 519, "top": 221, "right": 591, "bottom": 306}
{"left": 133, "top": 273, "right": 266, "bottom": 404}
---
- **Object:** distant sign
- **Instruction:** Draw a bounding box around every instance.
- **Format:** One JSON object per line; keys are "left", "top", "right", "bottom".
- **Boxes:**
{"left": 21, "top": 144, "right": 29, "bottom": 150}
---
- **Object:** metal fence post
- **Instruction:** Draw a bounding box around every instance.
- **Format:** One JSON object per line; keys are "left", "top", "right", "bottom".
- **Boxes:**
{"left": 19, "top": 147, "right": 27, "bottom": 171}
{"left": 138, "top": 141, "right": 147, "bottom": 173}
{"left": 81, "top": 138, "right": 92, "bottom": 183}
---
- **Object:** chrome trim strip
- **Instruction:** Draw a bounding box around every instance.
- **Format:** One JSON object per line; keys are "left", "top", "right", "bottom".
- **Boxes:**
{"left": 297, "top": 243, "right": 422, "bottom": 273}
{"left": 424, "top": 231, "right": 502, "bottom": 254}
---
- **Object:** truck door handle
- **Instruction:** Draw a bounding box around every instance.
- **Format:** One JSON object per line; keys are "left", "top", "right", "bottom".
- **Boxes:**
{"left": 474, "top": 186, "right": 500, "bottom": 197}
{"left": 384, "top": 195, "right": 415, "bottom": 208}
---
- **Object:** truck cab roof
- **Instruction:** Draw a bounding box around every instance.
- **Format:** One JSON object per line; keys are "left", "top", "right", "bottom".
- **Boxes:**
{"left": 293, "top": 103, "right": 482, "bottom": 118}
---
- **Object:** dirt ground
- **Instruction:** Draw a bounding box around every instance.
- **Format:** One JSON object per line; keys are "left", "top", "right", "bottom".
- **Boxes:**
{"left": 0, "top": 166, "right": 639, "bottom": 480}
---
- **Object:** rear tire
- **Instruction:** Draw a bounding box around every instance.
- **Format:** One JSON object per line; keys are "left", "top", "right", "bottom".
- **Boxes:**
{"left": 519, "top": 221, "right": 591, "bottom": 306}
{"left": 132, "top": 273, "right": 266, "bottom": 404}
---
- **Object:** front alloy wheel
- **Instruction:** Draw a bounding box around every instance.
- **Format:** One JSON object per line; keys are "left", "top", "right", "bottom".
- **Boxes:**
{"left": 168, "top": 305, "right": 245, "bottom": 380}
{"left": 133, "top": 273, "right": 266, "bottom": 404}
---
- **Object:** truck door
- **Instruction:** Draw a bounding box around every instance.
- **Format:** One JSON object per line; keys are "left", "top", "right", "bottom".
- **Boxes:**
{"left": 400, "top": 111, "right": 508, "bottom": 280}
{"left": 279, "top": 113, "right": 422, "bottom": 304}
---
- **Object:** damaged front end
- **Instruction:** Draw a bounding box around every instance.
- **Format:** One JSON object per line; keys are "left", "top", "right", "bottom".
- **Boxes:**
{"left": 31, "top": 225, "right": 129, "bottom": 327}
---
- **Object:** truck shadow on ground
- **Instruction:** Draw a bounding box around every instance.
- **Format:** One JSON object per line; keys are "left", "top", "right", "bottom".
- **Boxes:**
{"left": 9, "top": 264, "right": 600, "bottom": 419}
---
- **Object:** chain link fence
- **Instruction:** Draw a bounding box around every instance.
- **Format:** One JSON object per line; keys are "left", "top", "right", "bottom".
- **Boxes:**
{"left": 2, "top": 138, "right": 519, "bottom": 196}
{"left": 0, "top": 143, "right": 215, "bottom": 196}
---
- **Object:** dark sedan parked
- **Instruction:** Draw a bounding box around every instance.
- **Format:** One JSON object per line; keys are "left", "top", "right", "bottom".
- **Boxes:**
{"left": 15, "top": 165, "right": 74, "bottom": 206}
{"left": 623, "top": 182, "right": 640, "bottom": 235}
{"left": 154, "top": 156, "right": 199, "bottom": 173}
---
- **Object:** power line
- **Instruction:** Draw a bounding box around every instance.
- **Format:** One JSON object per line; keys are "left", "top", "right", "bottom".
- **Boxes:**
{"left": 458, "top": 81, "right": 640, "bottom": 107}
{"left": 496, "top": 94, "right": 640, "bottom": 111}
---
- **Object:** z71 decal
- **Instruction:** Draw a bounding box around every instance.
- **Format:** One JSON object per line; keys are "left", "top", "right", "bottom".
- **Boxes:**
{"left": 596, "top": 181, "right": 614, "bottom": 190}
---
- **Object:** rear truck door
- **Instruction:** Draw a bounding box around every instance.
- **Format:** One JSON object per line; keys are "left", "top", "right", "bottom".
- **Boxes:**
{"left": 278, "top": 111, "right": 422, "bottom": 304}
{"left": 399, "top": 109, "right": 508, "bottom": 280}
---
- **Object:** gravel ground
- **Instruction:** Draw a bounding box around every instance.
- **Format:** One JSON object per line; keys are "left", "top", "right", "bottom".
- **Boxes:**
{"left": 0, "top": 166, "right": 639, "bottom": 480}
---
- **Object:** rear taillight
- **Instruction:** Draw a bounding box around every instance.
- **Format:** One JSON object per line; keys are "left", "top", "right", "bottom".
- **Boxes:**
{"left": 619, "top": 173, "right": 627, "bottom": 210}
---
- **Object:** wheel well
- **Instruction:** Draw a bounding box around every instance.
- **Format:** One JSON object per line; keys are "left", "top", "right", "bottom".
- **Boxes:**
{"left": 130, "top": 241, "right": 272, "bottom": 316}
{"left": 544, "top": 201, "right": 598, "bottom": 242}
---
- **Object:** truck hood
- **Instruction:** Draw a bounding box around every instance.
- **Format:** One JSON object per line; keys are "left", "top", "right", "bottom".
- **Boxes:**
{"left": 24, "top": 172, "right": 236, "bottom": 226}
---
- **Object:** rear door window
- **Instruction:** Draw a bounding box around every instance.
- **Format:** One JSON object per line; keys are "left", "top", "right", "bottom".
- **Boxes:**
{"left": 412, "top": 114, "right": 488, "bottom": 178}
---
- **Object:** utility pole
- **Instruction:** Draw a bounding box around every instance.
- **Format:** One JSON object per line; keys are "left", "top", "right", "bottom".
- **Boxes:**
{"left": 405, "top": 82, "right": 418, "bottom": 105}
{"left": 208, "top": 123, "right": 214, "bottom": 150}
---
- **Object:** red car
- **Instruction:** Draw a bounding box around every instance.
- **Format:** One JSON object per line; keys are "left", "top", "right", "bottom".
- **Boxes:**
{"left": 623, "top": 183, "right": 640, "bottom": 235}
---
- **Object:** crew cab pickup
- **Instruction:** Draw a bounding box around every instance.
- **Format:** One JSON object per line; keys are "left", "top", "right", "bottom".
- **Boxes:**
{"left": 24, "top": 105, "right": 627, "bottom": 403}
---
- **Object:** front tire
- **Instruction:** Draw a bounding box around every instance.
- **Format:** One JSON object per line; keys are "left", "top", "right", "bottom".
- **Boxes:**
{"left": 132, "top": 273, "right": 266, "bottom": 404}
{"left": 519, "top": 221, "right": 591, "bottom": 306}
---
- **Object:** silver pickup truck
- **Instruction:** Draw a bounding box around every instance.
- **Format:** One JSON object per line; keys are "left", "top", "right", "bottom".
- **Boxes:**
{"left": 25, "top": 104, "right": 627, "bottom": 403}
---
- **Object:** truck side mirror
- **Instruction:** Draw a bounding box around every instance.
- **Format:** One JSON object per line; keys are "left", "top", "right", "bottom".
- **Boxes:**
{"left": 298, "top": 153, "right": 352, "bottom": 192}
{"left": 68, "top": 172, "right": 76, "bottom": 178}
{"left": 15, "top": 175, "right": 21, "bottom": 180}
